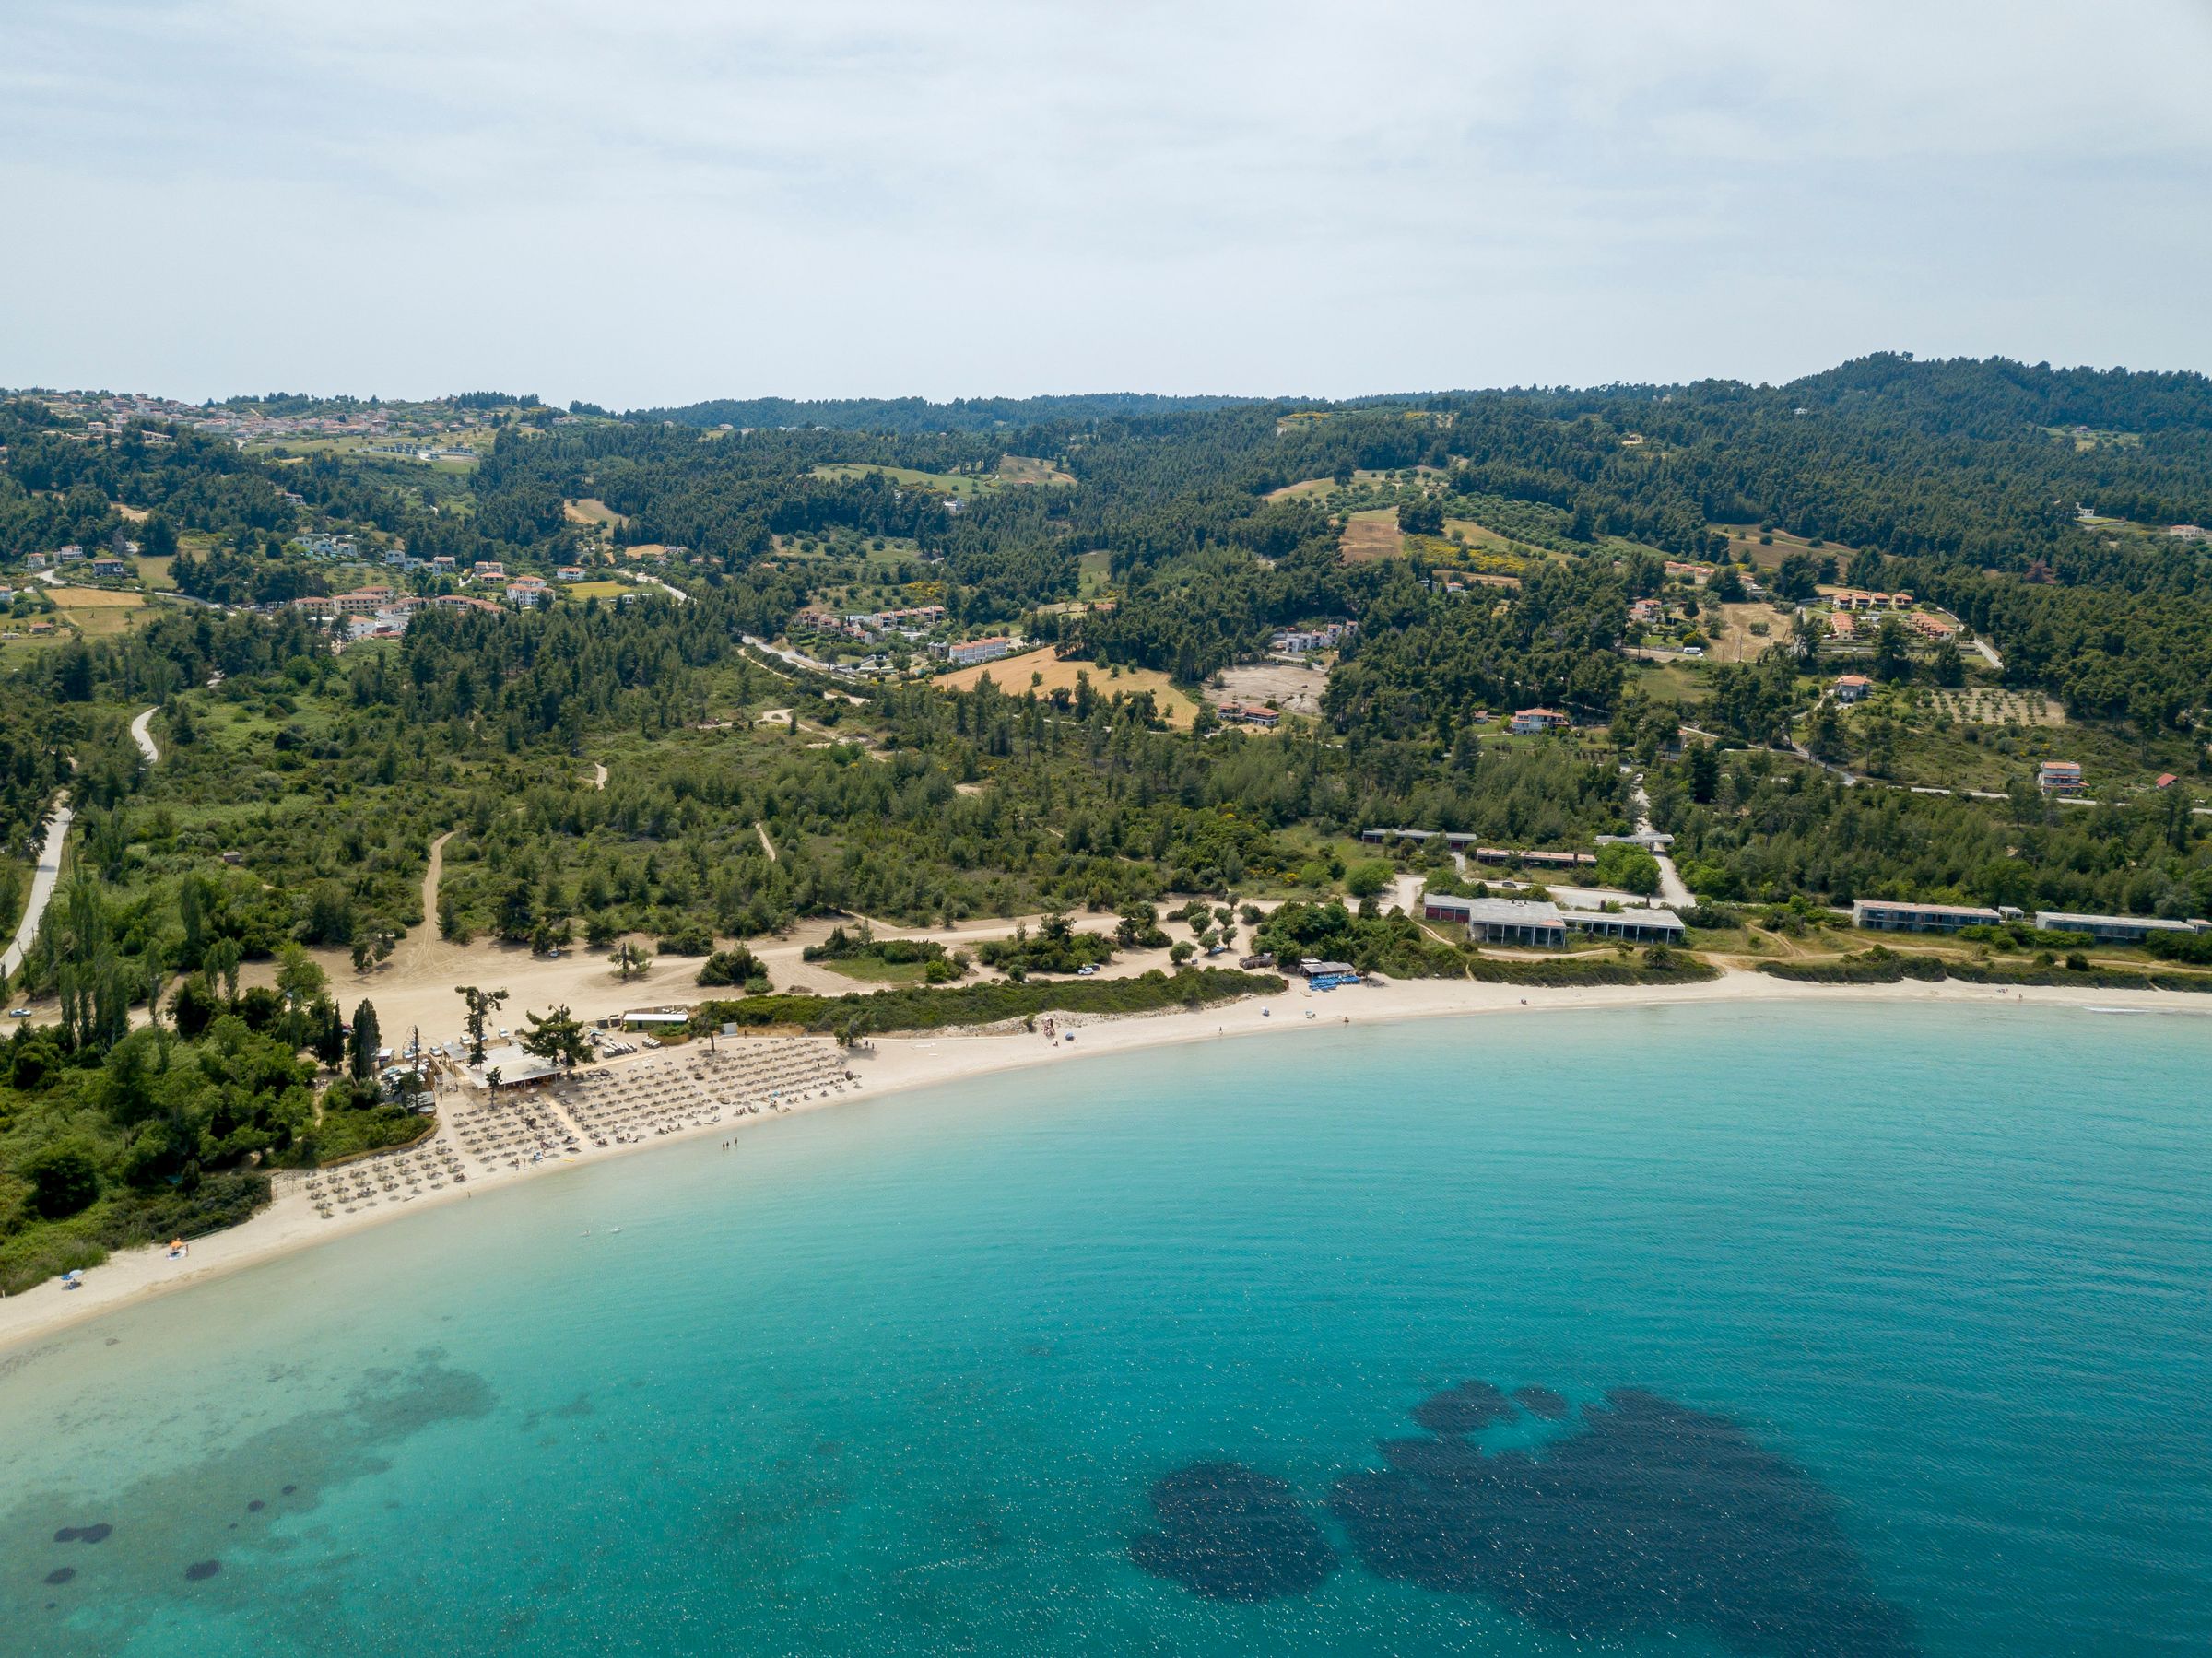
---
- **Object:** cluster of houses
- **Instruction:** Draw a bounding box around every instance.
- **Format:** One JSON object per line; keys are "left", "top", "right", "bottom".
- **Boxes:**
{"left": 1851, "top": 899, "right": 2210, "bottom": 947}
{"left": 796, "top": 604, "right": 947, "bottom": 641}
{"left": 290, "top": 588, "right": 506, "bottom": 639}
{"left": 1215, "top": 701, "right": 1281, "bottom": 727}
{"left": 24, "top": 543, "right": 135, "bottom": 580}
{"left": 1824, "top": 606, "right": 1956, "bottom": 646}
{"left": 1270, "top": 620, "right": 1356, "bottom": 654}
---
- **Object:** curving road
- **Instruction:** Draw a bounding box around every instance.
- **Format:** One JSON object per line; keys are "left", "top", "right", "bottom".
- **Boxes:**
{"left": 4, "top": 796, "right": 73, "bottom": 982}
{"left": 130, "top": 705, "right": 160, "bottom": 765}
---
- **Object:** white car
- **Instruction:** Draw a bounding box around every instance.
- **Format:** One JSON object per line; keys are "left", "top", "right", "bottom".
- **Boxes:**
{"left": 1680, "top": 645, "right": 1705, "bottom": 657}
{"left": 7, "top": 1008, "right": 29, "bottom": 1018}
{"left": 1077, "top": 964, "right": 1099, "bottom": 977}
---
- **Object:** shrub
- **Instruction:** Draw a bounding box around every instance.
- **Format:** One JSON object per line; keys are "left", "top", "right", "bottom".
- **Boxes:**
{"left": 698, "top": 946, "right": 767, "bottom": 988}
{"left": 692, "top": 968, "right": 1286, "bottom": 1038}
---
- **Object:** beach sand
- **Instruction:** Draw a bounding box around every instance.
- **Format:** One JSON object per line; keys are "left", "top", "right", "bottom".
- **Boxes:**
{"left": 0, "top": 967, "right": 2199, "bottom": 1358}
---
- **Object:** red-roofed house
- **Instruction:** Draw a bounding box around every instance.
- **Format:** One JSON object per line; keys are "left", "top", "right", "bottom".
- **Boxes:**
{"left": 1510, "top": 707, "right": 1571, "bottom": 735}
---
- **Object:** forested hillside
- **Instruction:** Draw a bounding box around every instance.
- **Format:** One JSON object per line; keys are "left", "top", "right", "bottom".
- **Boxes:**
{"left": 4, "top": 355, "right": 2212, "bottom": 1285}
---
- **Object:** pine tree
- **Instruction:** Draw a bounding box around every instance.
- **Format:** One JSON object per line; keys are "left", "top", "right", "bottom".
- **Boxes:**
{"left": 349, "top": 999, "right": 381, "bottom": 1081}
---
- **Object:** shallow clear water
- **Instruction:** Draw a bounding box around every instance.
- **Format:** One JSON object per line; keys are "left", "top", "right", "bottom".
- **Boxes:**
{"left": 3, "top": 1002, "right": 2208, "bottom": 1657}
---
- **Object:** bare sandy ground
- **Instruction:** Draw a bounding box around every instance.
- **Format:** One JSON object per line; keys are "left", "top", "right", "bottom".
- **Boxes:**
{"left": 2, "top": 965, "right": 2202, "bottom": 1357}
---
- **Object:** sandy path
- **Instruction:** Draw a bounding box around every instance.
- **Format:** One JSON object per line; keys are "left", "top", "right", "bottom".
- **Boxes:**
{"left": 4, "top": 795, "right": 72, "bottom": 981}
{"left": 1631, "top": 774, "right": 1694, "bottom": 909}
{"left": 592, "top": 762, "right": 608, "bottom": 790}
{"left": 756, "top": 821, "right": 777, "bottom": 862}
{"left": 5, "top": 966, "right": 2206, "bottom": 1356}
{"left": 130, "top": 706, "right": 160, "bottom": 765}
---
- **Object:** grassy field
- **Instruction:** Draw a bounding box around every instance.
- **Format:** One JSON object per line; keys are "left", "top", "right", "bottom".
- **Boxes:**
{"left": 44, "top": 586, "right": 149, "bottom": 638}
{"left": 563, "top": 580, "right": 631, "bottom": 602}
{"left": 1077, "top": 549, "right": 1112, "bottom": 597}
{"left": 1339, "top": 508, "right": 1404, "bottom": 562}
{"left": 813, "top": 463, "right": 998, "bottom": 498}
{"left": 995, "top": 453, "right": 1075, "bottom": 486}
{"left": 815, "top": 956, "right": 936, "bottom": 987}
{"left": 934, "top": 648, "right": 1201, "bottom": 728}
{"left": 135, "top": 554, "right": 177, "bottom": 591}
{"left": 1716, "top": 524, "right": 1852, "bottom": 569}
{"left": 1628, "top": 657, "right": 1711, "bottom": 706}
{"left": 562, "top": 498, "right": 629, "bottom": 527}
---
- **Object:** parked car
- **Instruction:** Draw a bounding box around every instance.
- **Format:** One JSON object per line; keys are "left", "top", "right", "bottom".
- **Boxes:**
{"left": 1077, "top": 964, "right": 1099, "bottom": 976}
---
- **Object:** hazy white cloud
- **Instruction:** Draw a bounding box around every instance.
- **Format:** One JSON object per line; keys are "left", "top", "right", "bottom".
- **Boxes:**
{"left": 3, "top": 0, "right": 2208, "bottom": 403}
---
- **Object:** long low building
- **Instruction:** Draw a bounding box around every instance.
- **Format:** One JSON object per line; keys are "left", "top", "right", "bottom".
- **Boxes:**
{"left": 1454, "top": 898, "right": 1570, "bottom": 948}
{"left": 1357, "top": 829, "right": 1594, "bottom": 867}
{"left": 1426, "top": 893, "right": 1685, "bottom": 948}
{"left": 1568, "top": 909, "right": 1686, "bottom": 946}
{"left": 2033, "top": 911, "right": 2212, "bottom": 947}
{"left": 1853, "top": 899, "right": 2009, "bottom": 934}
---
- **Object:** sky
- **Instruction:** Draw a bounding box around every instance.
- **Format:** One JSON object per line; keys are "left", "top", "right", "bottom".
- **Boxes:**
{"left": 5, "top": 0, "right": 2211, "bottom": 406}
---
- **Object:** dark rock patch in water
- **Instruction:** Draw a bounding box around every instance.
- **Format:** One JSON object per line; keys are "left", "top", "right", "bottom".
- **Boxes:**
{"left": 183, "top": 1560, "right": 221, "bottom": 1582}
{"left": 1332, "top": 1386, "right": 1918, "bottom": 1658}
{"left": 43, "top": 1567, "right": 76, "bottom": 1585}
{"left": 247, "top": 1499, "right": 265, "bottom": 1512}
{"left": 53, "top": 1523, "right": 112, "bottom": 1544}
{"left": 281, "top": 1485, "right": 298, "bottom": 1496}
{"left": 1130, "top": 1462, "right": 1337, "bottom": 1602}
{"left": 1411, "top": 1380, "right": 1515, "bottom": 1434}
{"left": 1512, "top": 1385, "right": 1569, "bottom": 1420}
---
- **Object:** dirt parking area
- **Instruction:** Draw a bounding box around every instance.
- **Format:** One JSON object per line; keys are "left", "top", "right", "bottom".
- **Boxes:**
{"left": 1207, "top": 661, "right": 1326, "bottom": 716}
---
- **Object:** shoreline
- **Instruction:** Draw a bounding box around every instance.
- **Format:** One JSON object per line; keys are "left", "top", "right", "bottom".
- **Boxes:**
{"left": 2, "top": 968, "right": 2204, "bottom": 1358}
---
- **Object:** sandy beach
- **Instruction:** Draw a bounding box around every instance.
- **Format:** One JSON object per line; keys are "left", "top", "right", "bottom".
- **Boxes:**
{"left": 1, "top": 965, "right": 2202, "bottom": 1358}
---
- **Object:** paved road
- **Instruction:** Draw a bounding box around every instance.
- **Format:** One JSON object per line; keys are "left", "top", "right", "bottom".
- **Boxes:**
{"left": 130, "top": 705, "right": 160, "bottom": 765}
{"left": 4, "top": 796, "right": 73, "bottom": 981}
{"left": 743, "top": 634, "right": 842, "bottom": 676}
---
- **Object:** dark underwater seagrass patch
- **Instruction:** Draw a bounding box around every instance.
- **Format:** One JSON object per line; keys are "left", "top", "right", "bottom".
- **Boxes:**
{"left": 1331, "top": 1384, "right": 1920, "bottom": 1658}
{"left": 1129, "top": 1461, "right": 1338, "bottom": 1601}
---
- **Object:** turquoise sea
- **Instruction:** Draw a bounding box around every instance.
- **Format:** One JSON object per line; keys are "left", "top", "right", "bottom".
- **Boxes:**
{"left": 3, "top": 1002, "right": 2209, "bottom": 1656}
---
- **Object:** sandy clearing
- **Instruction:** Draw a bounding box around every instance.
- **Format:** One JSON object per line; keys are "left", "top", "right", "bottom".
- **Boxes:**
{"left": 933, "top": 650, "right": 1200, "bottom": 728}
{"left": 1207, "top": 662, "right": 1325, "bottom": 716}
